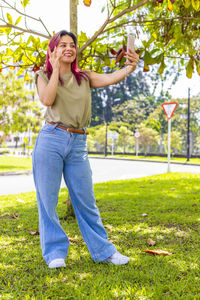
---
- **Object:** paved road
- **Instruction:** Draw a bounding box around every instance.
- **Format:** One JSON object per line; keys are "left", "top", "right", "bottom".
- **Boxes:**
{"left": 0, "top": 158, "right": 199, "bottom": 195}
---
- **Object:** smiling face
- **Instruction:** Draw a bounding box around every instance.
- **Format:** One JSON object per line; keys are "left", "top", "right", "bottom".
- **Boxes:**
{"left": 56, "top": 35, "right": 77, "bottom": 64}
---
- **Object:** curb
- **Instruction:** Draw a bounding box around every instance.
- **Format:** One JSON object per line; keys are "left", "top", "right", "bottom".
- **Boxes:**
{"left": 88, "top": 156, "right": 200, "bottom": 167}
{"left": 0, "top": 170, "right": 32, "bottom": 176}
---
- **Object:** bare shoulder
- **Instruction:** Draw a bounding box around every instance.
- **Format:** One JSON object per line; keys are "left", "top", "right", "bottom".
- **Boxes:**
{"left": 35, "top": 71, "right": 48, "bottom": 96}
{"left": 35, "top": 70, "right": 48, "bottom": 85}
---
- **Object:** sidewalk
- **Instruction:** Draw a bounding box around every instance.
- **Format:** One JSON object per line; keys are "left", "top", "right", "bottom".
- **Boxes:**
{"left": 0, "top": 156, "right": 199, "bottom": 176}
{"left": 0, "top": 158, "right": 199, "bottom": 195}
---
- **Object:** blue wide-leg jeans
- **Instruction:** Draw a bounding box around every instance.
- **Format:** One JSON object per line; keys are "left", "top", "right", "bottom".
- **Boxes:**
{"left": 32, "top": 122, "right": 116, "bottom": 265}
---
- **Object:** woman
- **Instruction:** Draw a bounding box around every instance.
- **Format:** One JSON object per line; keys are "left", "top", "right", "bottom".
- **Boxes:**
{"left": 33, "top": 30, "right": 139, "bottom": 269}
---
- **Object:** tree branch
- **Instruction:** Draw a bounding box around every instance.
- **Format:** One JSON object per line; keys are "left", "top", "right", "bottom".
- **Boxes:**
{"left": 0, "top": 31, "right": 23, "bottom": 46}
{"left": 102, "top": 16, "right": 200, "bottom": 33}
{"left": 108, "top": 0, "right": 149, "bottom": 23}
{"left": 78, "top": 0, "right": 149, "bottom": 54}
{"left": 0, "top": 22, "right": 50, "bottom": 39}
{"left": 0, "top": 0, "right": 51, "bottom": 37}
{"left": 2, "top": 0, "right": 39, "bottom": 22}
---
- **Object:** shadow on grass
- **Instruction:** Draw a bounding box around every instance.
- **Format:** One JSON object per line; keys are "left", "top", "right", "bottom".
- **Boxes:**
{"left": 0, "top": 173, "right": 200, "bottom": 298}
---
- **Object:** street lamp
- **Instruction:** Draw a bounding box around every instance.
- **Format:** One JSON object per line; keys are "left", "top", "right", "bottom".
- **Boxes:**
{"left": 187, "top": 87, "right": 190, "bottom": 161}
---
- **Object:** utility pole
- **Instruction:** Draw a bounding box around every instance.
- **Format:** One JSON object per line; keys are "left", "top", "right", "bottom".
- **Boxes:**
{"left": 187, "top": 87, "right": 190, "bottom": 161}
{"left": 105, "top": 121, "right": 108, "bottom": 157}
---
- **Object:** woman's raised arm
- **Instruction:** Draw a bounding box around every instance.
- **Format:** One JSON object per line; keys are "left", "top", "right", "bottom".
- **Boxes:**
{"left": 37, "top": 47, "right": 62, "bottom": 106}
{"left": 89, "top": 49, "right": 139, "bottom": 88}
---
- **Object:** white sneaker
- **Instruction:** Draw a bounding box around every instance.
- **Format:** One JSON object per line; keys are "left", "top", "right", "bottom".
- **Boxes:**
{"left": 103, "top": 251, "right": 130, "bottom": 265}
{"left": 48, "top": 258, "right": 66, "bottom": 269}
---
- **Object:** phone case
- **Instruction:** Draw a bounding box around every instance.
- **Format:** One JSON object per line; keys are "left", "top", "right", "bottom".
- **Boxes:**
{"left": 126, "top": 34, "right": 135, "bottom": 62}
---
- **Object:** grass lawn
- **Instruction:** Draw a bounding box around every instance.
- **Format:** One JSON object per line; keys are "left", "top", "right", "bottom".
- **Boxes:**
{"left": 0, "top": 156, "right": 32, "bottom": 172}
{"left": 1, "top": 173, "right": 200, "bottom": 299}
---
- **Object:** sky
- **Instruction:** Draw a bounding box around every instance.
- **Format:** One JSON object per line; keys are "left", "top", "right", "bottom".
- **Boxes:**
{"left": 21, "top": 0, "right": 200, "bottom": 99}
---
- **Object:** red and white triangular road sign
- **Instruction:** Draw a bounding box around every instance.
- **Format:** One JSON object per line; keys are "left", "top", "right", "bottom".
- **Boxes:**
{"left": 162, "top": 102, "right": 178, "bottom": 120}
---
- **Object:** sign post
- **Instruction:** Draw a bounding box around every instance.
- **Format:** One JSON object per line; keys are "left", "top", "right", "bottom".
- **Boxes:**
{"left": 162, "top": 102, "right": 178, "bottom": 172}
{"left": 107, "top": 132, "right": 119, "bottom": 155}
{"left": 134, "top": 131, "right": 140, "bottom": 158}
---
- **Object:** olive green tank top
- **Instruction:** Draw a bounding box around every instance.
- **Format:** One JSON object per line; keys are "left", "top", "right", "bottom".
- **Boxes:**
{"left": 35, "top": 70, "right": 91, "bottom": 129}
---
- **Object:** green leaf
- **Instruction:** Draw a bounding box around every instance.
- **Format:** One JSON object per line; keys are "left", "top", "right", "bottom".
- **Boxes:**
{"left": 154, "top": 53, "right": 164, "bottom": 64}
{"left": 192, "top": 0, "right": 200, "bottom": 10}
{"left": 24, "top": 73, "right": 30, "bottom": 81}
{"left": 6, "top": 48, "right": 14, "bottom": 56}
{"left": 143, "top": 63, "right": 150, "bottom": 72}
{"left": 195, "top": 60, "right": 200, "bottom": 76}
{"left": 143, "top": 51, "right": 155, "bottom": 65}
{"left": 6, "top": 13, "right": 13, "bottom": 24}
{"left": 152, "top": 33, "right": 157, "bottom": 40}
{"left": 158, "top": 58, "right": 166, "bottom": 74}
{"left": 186, "top": 58, "right": 194, "bottom": 78}
{"left": 104, "top": 56, "right": 110, "bottom": 66}
{"left": 20, "top": 0, "right": 30, "bottom": 7}
{"left": 119, "top": 56, "right": 126, "bottom": 67}
{"left": 16, "top": 68, "right": 24, "bottom": 77}
{"left": 101, "top": 6, "right": 106, "bottom": 13}
{"left": 184, "top": 0, "right": 191, "bottom": 8}
{"left": 15, "top": 16, "right": 22, "bottom": 25}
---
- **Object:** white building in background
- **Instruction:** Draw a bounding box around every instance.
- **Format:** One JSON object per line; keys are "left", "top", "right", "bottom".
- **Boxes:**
{"left": 2, "top": 130, "right": 33, "bottom": 148}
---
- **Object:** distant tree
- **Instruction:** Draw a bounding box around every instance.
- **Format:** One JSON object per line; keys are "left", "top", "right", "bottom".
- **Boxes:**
{"left": 112, "top": 95, "right": 156, "bottom": 130}
{"left": 91, "top": 69, "right": 156, "bottom": 126}
{"left": 93, "top": 126, "right": 108, "bottom": 152}
{"left": 87, "top": 134, "right": 95, "bottom": 152}
{"left": 0, "top": 71, "right": 42, "bottom": 137}
{"left": 138, "top": 124, "right": 159, "bottom": 154}
{"left": 117, "top": 126, "right": 134, "bottom": 153}
{"left": 164, "top": 131, "right": 183, "bottom": 154}
{"left": 194, "top": 136, "right": 200, "bottom": 153}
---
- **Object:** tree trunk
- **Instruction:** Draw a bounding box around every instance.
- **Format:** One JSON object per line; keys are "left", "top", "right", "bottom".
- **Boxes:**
{"left": 66, "top": 0, "right": 78, "bottom": 217}
{"left": 70, "top": 0, "right": 78, "bottom": 35}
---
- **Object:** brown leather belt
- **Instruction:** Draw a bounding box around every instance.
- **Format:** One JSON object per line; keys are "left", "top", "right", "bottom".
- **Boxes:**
{"left": 47, "top": 121, "right": 89, "bottom": 135}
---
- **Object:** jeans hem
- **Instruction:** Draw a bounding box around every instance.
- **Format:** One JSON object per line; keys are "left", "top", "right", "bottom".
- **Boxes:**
{"left": 93, "top": 244, "right": 117, "bottom": 262}
{"left": 44, "top": 250, "right": 68, "bottom": 265}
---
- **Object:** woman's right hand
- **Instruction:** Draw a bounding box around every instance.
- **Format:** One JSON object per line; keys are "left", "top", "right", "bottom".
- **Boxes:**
{"left": 48, "top": 46, "right": 62, "bottom": 71}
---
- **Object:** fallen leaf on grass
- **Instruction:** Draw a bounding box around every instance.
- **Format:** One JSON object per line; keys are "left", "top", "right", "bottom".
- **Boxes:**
{"left": 192, "top": 203, "right": 197, "bottom": 207}
{"left": 12, "top": 213, "right": 19, "bottom": 219}
{"left": 101, "top": 218, "right": 107, "bottom": 221}
{"left": 170, "top": 188, "right": 175, "bottom": 191}
{"left": 104, "top": 225, "right": 113, "bottom": 229}
{"left": 69, "top": 238, "right": 79, "bottom": 243}
{"left": 29, "top": 230, "right": 40, "bottom": 235}
{"left": 147, "top": 238, "right": 156, "bottom": 246}
{"left": 141, "top": 249, "right": 172, "bottom": 255}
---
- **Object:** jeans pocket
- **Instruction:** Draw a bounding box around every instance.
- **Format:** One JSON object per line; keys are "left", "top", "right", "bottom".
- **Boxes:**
{"left": 41, "top": 123, "right": 57, "bottom": 134}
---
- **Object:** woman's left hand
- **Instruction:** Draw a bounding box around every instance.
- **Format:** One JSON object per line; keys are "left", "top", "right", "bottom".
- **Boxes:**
{"left": 124, "top": 49, "right": 139, "bottom": 72}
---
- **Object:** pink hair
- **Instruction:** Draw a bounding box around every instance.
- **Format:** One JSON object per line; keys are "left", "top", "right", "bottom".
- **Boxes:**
{"left": 45, "top": 30, "right": 89, "bottom": 85}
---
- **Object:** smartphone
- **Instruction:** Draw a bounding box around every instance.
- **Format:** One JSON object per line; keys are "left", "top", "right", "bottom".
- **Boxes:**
{"left": 126, "top": 34, "right": 135, "bottom": 62}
